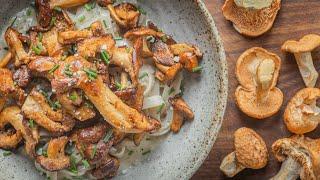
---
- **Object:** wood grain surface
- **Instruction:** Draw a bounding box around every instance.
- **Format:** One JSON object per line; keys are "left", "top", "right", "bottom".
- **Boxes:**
{"left": 192, "top": 0, "right": 320, "bottom": 179}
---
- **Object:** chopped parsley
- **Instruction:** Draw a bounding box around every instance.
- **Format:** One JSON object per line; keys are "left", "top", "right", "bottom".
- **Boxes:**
{"left": 192, "top": 66, "right": 202, "bottom": 73}
{"left": 139, "top": 72, "right": 148, "bottom": 80}
{"left": 142, "top": 150, "right": 151, "bottom": 155}
{"left": 137, "top": 6, "right": 146, "bottom": 15}
{"left": 50, "top": 17, "right": 56, "bottom": 26}
{"left": 103, "top": 129, "right": 113, "bottom": 143}
{"left": 91, "top": 144, "right": 97, "bottom": 159}
{"left": 53, "top": 6, "right": 62, "bottom": 12}
{"left": 64, "top": 64, "right": 73, "bottom": 77}
{"left": 83, "top": 68, "right": 97, "bottom": 80}
{"left": 69, "top": 91, "right": 78, "bottom": 101}
{"left": 100, "top": 50, "right": 110, "bottom": 65}
{"left": 69, "top": 155, "right": 78, "bottom": 174}
{"left": 84, "top": 2, "right": 95, "bottom": 11}
{"left": 114, "top": 37, "right": 123, "bottom": 41}
{"left": 32, "top": 43, "right": 43, "bottom": 55}
{"left": 48, "top": 64, "right": 60, "bottom": 74}
{"left": 78, "top": 15, "right": 86, "bottom": 23}
{"left": 157, "top": 103, "right": 165, "bottom": 114}
{"left": 115, "top": 82, "right": 124, "bottom": 91}
{"left": 82, "top": 159, "right": 90, "bottom": 168}
{"left": 28, "top": 119, "right": 35, "bottom": 128}
{"left": 3, "top": 150, "right": 12, "bottom": 156}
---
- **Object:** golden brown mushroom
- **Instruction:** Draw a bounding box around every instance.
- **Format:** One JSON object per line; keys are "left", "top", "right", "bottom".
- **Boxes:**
{"left": 51, "top": 56, "right": 160, "bottom": 133}
{"left": 107, "top": 3, "right": 140, "bottom": 30}
{"left": 77, "top": 35, "right": 115, "bottom": 58}
{"left": 5, "top": 28, "right": 30, "bottom": 67}
{"left": 222, "top": 0, "right": 281, "bottom": 37}
{"left": 0, "top": 52, "right": 13, "bottom": 68}
{"left": 22, "top": 88, "right": 75, "bottom": 133}
{"left": 220, "top": 127, "right": 268, "bottom": 177}
{"left": 281, "top": 34, "right": 320, "bottom": 87}
{"left": 284, "top": 88, "right": 320, "bottom": 134}
{"left": 155, "top": 63, "right": 183, "bottom": 84}
{"left": 271, "top": 135, "right": 320, "bottom": 180}
{"left": 0, "top": 106, "right": 37, "bottom": 157}
{"left": 124, "top": 27, "right": 165, "bottom": 40}
{"left": 58, "top": 29, "right": 93, "bottom": 45}
{"left": 169, "top": 97, "right": 194, "bottom": 133}
{"left": 235, "top": 47, "right": 283, "bottom": 119}
{"left": 36, "top": 136, "right": 70, "bottom": 171}
{"left": 49, "top": 0, "right": 90, "bottom": 8}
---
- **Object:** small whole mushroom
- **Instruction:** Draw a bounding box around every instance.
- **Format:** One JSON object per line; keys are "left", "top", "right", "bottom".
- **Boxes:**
{"left": 284, "top": 88, "right": 320, "bottom": 134}
{"left": 271, "top": 135, "right": 320, "bottom": 180}
{"left": 281, "top": 34, "right": 320, "bottom": 87}
{"left": 222, "top": 0, "right": 281, "bottom": 37}
{"left": 235, "top": 47, "right": 283, "bottom": 119}
{"left": 220, "top": 127, "right": 268, "bottom": 177}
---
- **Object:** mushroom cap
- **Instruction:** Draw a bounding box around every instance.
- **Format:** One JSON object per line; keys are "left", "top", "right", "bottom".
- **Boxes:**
{"left": 235, "top": 86, "right": 283, "bottom": 119}
{"left": 272, "top": 135, "right": 320, "bottom": 180}
{"left": 284, "top": 88, "right": 320, "bottom": 134}
{"left": 222, "top": 0, "right": 281, "bottom": 37}
{"left": 236, "top": 47, "right": 281, "bottom": 90}
{"left": 234, "top": 127, "right": 268, "bottom": 169}
{"left": 281, "top": 34, "right": 320, "bottom": 53}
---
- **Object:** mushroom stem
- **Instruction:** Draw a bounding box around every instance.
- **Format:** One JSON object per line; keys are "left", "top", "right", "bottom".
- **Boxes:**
{"left": 294, "top": 52, "right": 318, "bottom": 87}
{"left": 270, "top": 157, "right": 301, "bottom": 180}
{"left": 220, "top": 152, "right": 246, "bottom": 177}
{"left": 256, "top": 59, "right": 275, "bottom": 103}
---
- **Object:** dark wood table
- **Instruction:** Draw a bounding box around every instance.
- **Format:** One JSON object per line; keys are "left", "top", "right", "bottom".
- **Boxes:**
{"left": 192, "top": 0, "right": 320, "bottom": 179}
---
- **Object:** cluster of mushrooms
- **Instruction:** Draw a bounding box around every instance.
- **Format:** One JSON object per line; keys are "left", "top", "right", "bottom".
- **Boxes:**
{"left": 221, "top": 0, "right": 320, "bottom": 179}
{"left": 0, "top": 0, "right": 202, "bottom": 179}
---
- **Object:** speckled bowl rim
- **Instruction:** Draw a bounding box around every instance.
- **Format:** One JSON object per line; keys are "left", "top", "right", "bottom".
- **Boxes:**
{"left": 184, "top": 0, "right": 228, "bottom": 179}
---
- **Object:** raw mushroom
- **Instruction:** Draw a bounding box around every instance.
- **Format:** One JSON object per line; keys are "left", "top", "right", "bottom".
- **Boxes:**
{"left": 220, "top": 127, "right": 268, "bottom": 177}
{"left": 50, "top": 56, "right": 161, "bottom": 133}
{"left": 284, "top": 88, "right": 320, "bottom": 134}
{"left": 235, "top": 47, "right": 283, "bottom": 119}
{"left": 0, "top": 106, "right": 37, "bottom": 157}
{"left": 281, "top": 34, "right": 320, "bottom": 87}
{"left": 222, "top": 0, "right": 281, "bottom": 37}
{"left": 271, "top": 135, "right": 320, "bottom": 180}
{"left": 107, "top": 3, "right": 140, "bottom": 30}
{"left": 36, "top": 136, "right": 70, "bottom": 171}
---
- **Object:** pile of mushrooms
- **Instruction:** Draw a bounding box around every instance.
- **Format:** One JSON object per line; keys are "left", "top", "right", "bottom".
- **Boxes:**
{"left": 282, "top": 34, "right": 320, "bottom": 87}
{"left": 220, "top": 127, "right": 268, "bottom": 177}
{"left": 222, "top": 0, "right": 281, "bottom": 37}
{"left": 235, "top": 47, "right": 283, "bottom": 119}
{"left": 271, "top": 135, "right": 320, "bottom": 180}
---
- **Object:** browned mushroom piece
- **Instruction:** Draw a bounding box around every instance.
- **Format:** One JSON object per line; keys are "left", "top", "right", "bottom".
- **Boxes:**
{"left": 284, "top": 88, "right": 320, "bottom": 134}
{"left": 124, "top": 27, "right": 165, "bottom": 40}
{"left": 0, "top": 52, "right": 13, "bottom": 68}
{"left": 50, "top": 56, "right": 160, "bottom": 133}
{"left": 28, "top": 56, "right": 57, "bottom": 79}
{"left": 107, "top": 3, "right": 140, "bottom": 30}
{"left": 0, "top": 106, "right": 37, "bottom": 157}
{"left": 36, "top": 136, "right": 70, "bottom": 171}
{"left": 35, "top": 0, "right": 54, "bottom": 28}
{"left": 49, "top": 0, "right": 90, "bottom": 8}
{"left": 169, "top": 97, "right": 194, "bottom": 133}
{"left": 97, "top": 0, "right": 114, "bottom": 7}
{"left": 5, "top": 28, "right": 30, "bottom": 67}
{"left": 21, "top": 88, "right": 75, "bottom": 134}
{"left": 222, "top": 0, "right": 281, "bottom": 37}
{"left": 271, "top": 135, "right": 320, "bottom": 180}
{"left": 41, "top": 28, "right": 65, "bottom": 58}
{"left": 77, "top": 34, "right": 115, "bottom": 58}
{"left": 13, "top": 65, "right": 31, "bottom": 88}
{"left": 0, "top": 68, "right": 25, "bottom": 106}
{"left": 281, "top": 34, "right": 320, "bottom": 87}
{"left": 155, "top": 62, "right": 183, "bottom": 84}
{"left": 58, "top": 29, "right": 93, "bottom": 45}
{"left": 235, "top": 47, "right": 283, "bottom": 119}
{"left": 220, "top": 127, "right": 268, "bottom": 177}
{"left": 152, "top": 40, "right": 175, "bottom": 66}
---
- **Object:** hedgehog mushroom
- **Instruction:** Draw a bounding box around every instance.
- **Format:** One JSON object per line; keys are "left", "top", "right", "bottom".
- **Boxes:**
{"left": 271, "top": 135, "right": 320, "bottom": 180}
{"left": 235, "top": 47, "right": 283, "bottom": 119}
{"left": 222, "top": 0, "right": 281, "bottom": 37}
{"left": 107, "top": 3, "right": 140, "bottom": 30}
{"left": 284, "top": 88, "right": 320, "bottom": 134}
{"left": 281, "top": 34, "right": 320, "bottom": 87}
{"left": 220, "top": 127, "right": 268, "bottom": 177}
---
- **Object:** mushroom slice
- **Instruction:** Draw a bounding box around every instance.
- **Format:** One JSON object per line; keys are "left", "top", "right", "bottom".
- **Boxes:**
{"left": 5, "top": 28, "right": 30, "bottom": 67}
{"left": 36, "top": 136, "right": 70, "bottom": 171}
{"left": 0, "top": 52, "right": 13, "bottom": 68}
{"left": 169, "top": 96, "right": 195, "bottom": 132}
{"left": 0, "top": 106, "right": 36, "bottom": 157}
{"left": 124, "top": 27, "right": 165, "bottom": 40}
{"left": 271, "top": 135, "right": 320, "bottom": 180}
{"left": 28, "top": 57, "right": 57, "bottom": 79}
{"left": 155, "top": 62, "right": 183, "bottom": 84}
{"left": 91, "top": 156, "right": 120, "bottom": 179}
{"left": 51, "top": 56, "right": 160, "bottom": 133}
{"left": 235, "top": 47, "right": 283, "bottom": 119}
{"left": 170, "top": 43, "right": 203, "bottom": 58}
{"left": 152, "top": 40, "right": 175, "bottom": 66}
{"left": 284, "top": 88, "right": 320, "bottom": 134}
{"left": 222, "top": 0, "right": 281, "bottom": 37}
{"left": 77, "top": 35, "right": 115, "bottom": 58}
{"left": 281, "top": 34, "right": 320, "bottom": 87}
{"left": 107, "top": 3, "right": 140, "bottom": 30}
{"left": 49, "top": 0, "right": 90, "bottom": 8}
{"left": 22, "top": 89, "right": 75, "bottom": 133}
{"left": 0, "top": 68, "right": 25, "bottom": 105}
{"left": 42, "top": 27, "right": 65, "bottom": 58}
{"left": 35, "top": 0, "right": 54, "bottom": 28}
{"left": 58, "top": 29, "right": 93, "bottom": 45}
{"left": 220, "top": 127, "right": 268, "bottom": 177}
{"left": 97, "top": 0, "right": 114, "bottom": 7}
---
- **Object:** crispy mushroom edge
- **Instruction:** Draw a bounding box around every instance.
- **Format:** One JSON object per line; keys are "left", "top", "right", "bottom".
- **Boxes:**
{"left": 222, "top": 0, "right": 281, "bottom": 37}
{"left": 220, "top": 127, "right": 268, "bottom": 177}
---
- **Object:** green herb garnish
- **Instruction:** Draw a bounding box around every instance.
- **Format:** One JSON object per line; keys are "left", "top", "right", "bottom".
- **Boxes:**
{"left": 83, "top": 68, "right": 97, "bottom": 80}
{"left": 32, "top": 43, "right": 42, "bottom": 55}
{"left": 103, "top": 20, "right": 108, "bottom": 28}
{"left": 161, "top": 35, "right": 168, "bottom": 43}
{"left": 84, "top": 2, "right": 95, "bottom": 11}
{"left": 64, "top": 64, "right": 73, "bottom": 77}
{"left": 82, "top": 160, "right": 90, "bottom": 168}
{"left": 53, "top": 6, "right": 62, "bottom": 12}
{"left": 192, "top": 66, "right": 202, "bottom": 73}
{"left": 157, "top": 103, "right": 165, "bottom": 114}
{"left": 52, "top": 101, "right": 61, "bottom": 110}
{"left": 38, "top": 32, "right": 43, "bottom": 42}
{"left": 114, "top": 37, "right": 123, "bottom": 41}
{"left": 100, "top": 50, "right": 110, "bottom": 65}
{"left": 142, "top": 150, "right": 151, "bottom": 155}
{"left": 115, "top": 82, "right": 124, "bottom": 91}
{"left": 3, "top": 150, "right": 12, "bottom": 156}
{"left": 103, "top": 129, "right": 113, "bottom": 143}
{"left": 50, "top": 17, "right": 56, "bottom": 26}
{"left": 26, "top": 8, "right": 32, "bottom": 16}
{"left": 78, "top": 15, "right": 86, "bottom": 23}
{"left": 69, "top": 155, "right": 78, "bottom": 174}
{"left": 42, "top": 150, "right": 48, "bottom": 157}
{"left": 69, "top": 91, "right": 78, "bottom": 101}
{"left": 128, "top": 150, "right": 134, "bottom": 156}
{"left": 84, "top": 102, "right": 94, "bottom": 109}
{"left": 48, "top": 64, "right": 60, "bottom": 74}
{"left": 139, "top": 72, "right": 148, "bottom": 80}
{"left": 137, "top": 6, "right": 146, "bottom": 15}
{"left": 28, "top": 119, "right": 35, "bottom": 128}
{"left": 91, "top": 144, "right": 97, "bottom": 159}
